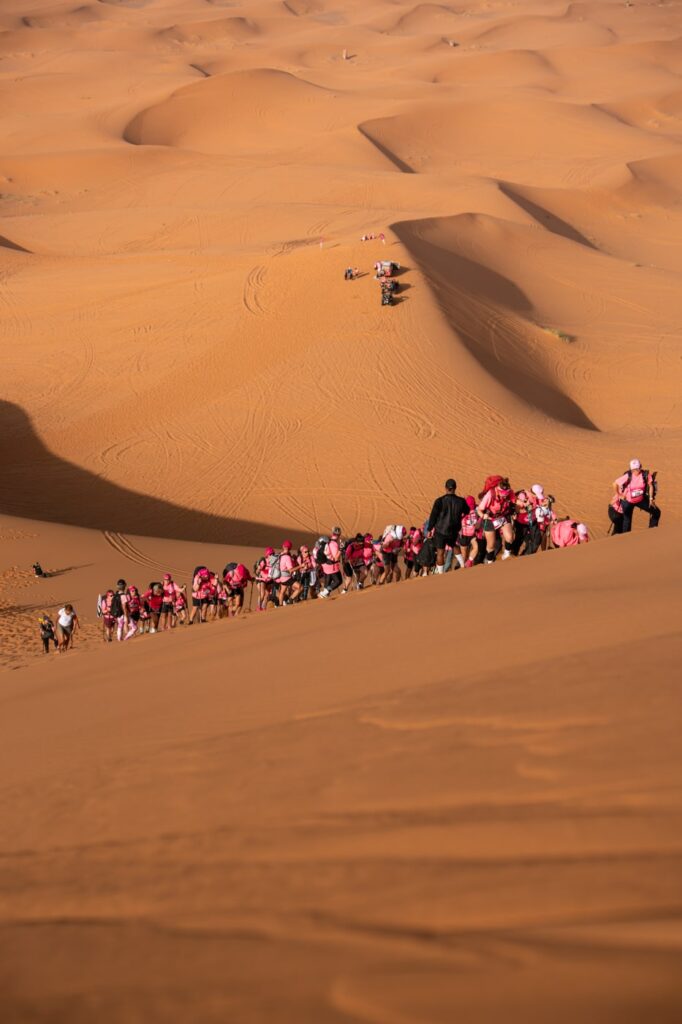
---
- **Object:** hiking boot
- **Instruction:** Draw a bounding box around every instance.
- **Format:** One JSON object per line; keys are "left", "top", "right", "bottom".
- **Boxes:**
{"left": 501, "top": 550, "right": 511, "bottom": 561}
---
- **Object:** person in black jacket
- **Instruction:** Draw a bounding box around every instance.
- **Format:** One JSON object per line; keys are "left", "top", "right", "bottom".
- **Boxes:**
{"left": 427, "top": 479, "right": 469, "bottom": 573}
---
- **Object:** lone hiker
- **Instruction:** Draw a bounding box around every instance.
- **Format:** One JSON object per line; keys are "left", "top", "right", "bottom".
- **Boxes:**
{"left": 612, "top": 459, "right": 660, "bottom": 533}
{"left": 427, "top": 479, "right": 468, "bottom": 573}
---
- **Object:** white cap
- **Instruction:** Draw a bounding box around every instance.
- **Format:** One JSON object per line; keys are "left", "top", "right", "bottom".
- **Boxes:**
{"left": 531, "top": 483, "right": 544, "bottom": 499}
{"left": 629, "top": 458, "right": 641, "bottom": 470}
{"left": 577, "top": 523, "right": 589, "bottom": 537}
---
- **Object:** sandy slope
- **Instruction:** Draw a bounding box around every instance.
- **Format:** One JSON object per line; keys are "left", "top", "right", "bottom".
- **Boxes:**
{"left": 1, "top": 530, "right": 681, "bottom": 1021}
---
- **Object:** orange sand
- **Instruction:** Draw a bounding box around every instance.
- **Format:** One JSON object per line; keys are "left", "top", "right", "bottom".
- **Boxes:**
{"left": 1, "top": 0, "right": 682, "bottom": 1018}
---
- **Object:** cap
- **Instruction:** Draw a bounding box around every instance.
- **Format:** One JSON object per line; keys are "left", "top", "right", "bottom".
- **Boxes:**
{"left": 577, "top": 523, "right": 589, "bottom": 537}
{"left": 531, "top": 484, "right": 544, "bottom": 499}
{"left": 445, "top": 478, "right": 456, "bottom": 490}
{"left": 282, "top": 540, "right": 292, "bottom": 550}
{"left": 117, "top": 579, "right": 127, "bottom": 588}
{"left": 332, "top": 526, "right": 342, "bottom": 536}
{"left": 466, "top": 495, "right": 476, "bottom": 510}
{"left": 629, "top": 458, "right": 641, "bottom": 470}
{"left": 364, "top": 533, "right": 373, "bottom": 543}
{"left": 265, "top": 546, "right": 275, "bottom": 556}
{"left": 163, "top": 573, "right": 171, "bottom": 580}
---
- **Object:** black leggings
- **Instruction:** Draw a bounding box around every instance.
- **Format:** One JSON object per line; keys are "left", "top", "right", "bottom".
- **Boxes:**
{"left": 621, "top": 496, "right": 660, "bottom": 533}
{"left": 608, "top": 505, "right": 624, "bottom": 535}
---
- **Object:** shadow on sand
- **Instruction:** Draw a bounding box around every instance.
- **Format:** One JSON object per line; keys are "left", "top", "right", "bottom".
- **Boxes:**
{"left": 0, "top": 401, "right": 314, "bottom": 546}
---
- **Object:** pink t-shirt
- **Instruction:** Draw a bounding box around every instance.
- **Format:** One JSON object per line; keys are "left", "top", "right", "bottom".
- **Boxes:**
{"left": 551, "top": 521, "right": 580, "bottom": 548}
{"left": 322, "top": 539, "right": 341, "bottom": 574}
{"left": 279, "top": 553, "right": 294, "bottom": 582}
{"left": 615, "top": 471, "right": 647, "bottom": 504}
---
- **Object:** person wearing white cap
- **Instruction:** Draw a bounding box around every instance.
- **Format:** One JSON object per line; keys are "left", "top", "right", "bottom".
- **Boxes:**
{"left": 612, "top": 459, "right": 660, "bottom": 533}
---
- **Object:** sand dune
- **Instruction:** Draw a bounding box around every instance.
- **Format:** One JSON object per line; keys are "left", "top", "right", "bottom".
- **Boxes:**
{"left": 2, "top": 0, "right": 682, "bottom": 1016}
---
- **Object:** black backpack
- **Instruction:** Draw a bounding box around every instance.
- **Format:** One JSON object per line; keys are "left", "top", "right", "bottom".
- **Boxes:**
{"left": 110, "top": 591, "right": 124, "bottom": 618}
{"left": 417, "top": 537, "right": 437, "bottom": 569}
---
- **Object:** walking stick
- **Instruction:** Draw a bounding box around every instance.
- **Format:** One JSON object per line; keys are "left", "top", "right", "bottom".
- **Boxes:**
{"left": 248, "top": 580, "right": 254, "bottom": 613}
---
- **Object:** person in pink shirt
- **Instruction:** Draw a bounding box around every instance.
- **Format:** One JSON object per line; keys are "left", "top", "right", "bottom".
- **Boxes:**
{"left": 341, "top": 533, "right": 369, "bottom": 591}
{"left": 457, "top": 497, "right": 481, "bottom": 567}
{"left": 254, "top": 550, "right": 272, "bottom": 611}
{"left": 612, "top": 459, "right": 660, "bottom": 533}
{"left": 550, "top": 520, "right": 589, "bottom": 548}
{"left": 160, "top": 573, "right": 181, "bottom": 631}
{"left": 318, "top": 535, "right": 342, "bottom": 598}
{"left": 277, "top": 541, "right": 301, "bottom": 605}
{"left": 476, "top": 477, "right": 515, "bottom": 563}
{"left": 403, "top": 527, "right": 424, "bottom": 578}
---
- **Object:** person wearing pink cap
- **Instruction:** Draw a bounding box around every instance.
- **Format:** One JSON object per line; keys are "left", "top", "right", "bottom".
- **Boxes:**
{"left": 278, "top": 541, "right": 301, "bottom": 605}
{"left": 254, "top": 548, "right": 274, "bottom": 611}
{"left": 550, "top": 519, "right": 589, "bottom": 548}
{"left": 160, "top": 573, "right": 181, "bottom": 632}
{"left": 612, "top": 459, "right": 660, "bottom": 533}
{"left": 456, "top": 497, "right": 481, "bottom": 567}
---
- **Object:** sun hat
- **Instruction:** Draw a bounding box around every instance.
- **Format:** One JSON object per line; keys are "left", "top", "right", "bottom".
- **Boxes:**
{"left": 629, "top": 458, "right": 641, "bottom": 470}
{"left": 531, "top": 484, "right": 544, "bottom": 499}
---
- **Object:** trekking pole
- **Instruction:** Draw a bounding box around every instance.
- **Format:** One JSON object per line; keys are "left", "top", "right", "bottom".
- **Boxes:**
{"left": 248, "top": 581, "right": 254, "bottom": 613}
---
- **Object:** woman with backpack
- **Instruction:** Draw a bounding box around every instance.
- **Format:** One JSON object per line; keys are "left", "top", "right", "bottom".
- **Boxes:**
{"left": 297, "top": 545, "right": 314, "bottom": 601}
{"left": 457, "top": 497, "right": 481, "bottom": 567}
{"left": 277, "top": 541, "right": 300, "bottom": 606}
{"left": 189, "top": 567, "right": 211, "bottom": 624}
{"left": 550, "top": 520, "right": 589, "bottom": 547}
{"left": 142, "top": 582, "right": 164, "bottom": 632}
{"left": 403, "top": 527, "right": 424, "bottom": 579}
{"left": 476, "top": 476, "right": 516, "bottom": 563}
{"left": 612, "top": 459, "right": 660, "bottom": 532}
{"left": 160, "top": 574, "right": 181, "bottom": 631}
{"left": 124, "top": 584, "right": 144, "bottom": 638}
{"left": 254, "top": 550, "right": 273, "bottom": 611}
{"left": 224, "top": 563, "right": 252, "bottom": 616}
{"left": 318, "top": 535, "right": 343, "bottom": 598}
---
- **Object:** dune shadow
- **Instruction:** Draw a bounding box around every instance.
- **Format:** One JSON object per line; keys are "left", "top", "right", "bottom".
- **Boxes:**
{"left": 0, "top": 234, "right": 31, "bottom": 254}
{"left": 0, "top": 401, "right": 315, "bottom": 546}
{"left": 42, "top": 565, "right": 94, "bottom": 578}
{"left": 499, "top": 183, "right": 597, "bottom": 251}
{"left": 357, "top": 123, "right": 415, "bottom": 174}
{"left": 393, "top": 218, "right": 599, "bottom": 431}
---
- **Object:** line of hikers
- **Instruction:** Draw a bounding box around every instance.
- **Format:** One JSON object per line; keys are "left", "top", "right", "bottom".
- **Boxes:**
{"left": 86, "top": 461, "right": 659, "bottom": 644}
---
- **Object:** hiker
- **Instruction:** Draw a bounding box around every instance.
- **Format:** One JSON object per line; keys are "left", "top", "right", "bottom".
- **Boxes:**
{"left": 551, "top": 520, "right": 589, "bottom": 548}
{"left": 32, "top": 562, "right": 45, "bottom": 578}
{"left": 160, "top": 574, "right": 181, "bottom": 631}
{"left": 403, "top": 527, "right": 424, "bottom": 578}
{"left": 254, "top": 550, "right": 272, "bottom": 611}
{"left": 318, "top": 534, "right": 342, "bottom": 598}
{"left": 427, "top": 479, "right": 468, "bottom": 573}
{"left": 341, "top": 533, "right": 366, "bottom": 591}
{"left": 113, "top": 579, "right": 129, "bottom": 640}
{"left": 56, "top": 604, "right": 78, "bottom": 652}
{"left": 174, "top": 585, "right": 188, "bottom": 624}
{"left": 298, "top": 545, "right": 314, "bottom": 601}
{"left": 477, "top": 476, "right": 516, "bottom": 563}
{"left": 38, "top": 613, "right": 57, "bottom": 654}
{"left": 613, "top": 459, "right": 660, "bottom": 533}
{"left": 124, "top": 584, "right": 144, "bottom": 638}
{"left": 224, "top": 563, "right": 252, "bottom": 616}
{"left": 378, "top": 525, "right": 405, "bottom": 584}
{"left": 100, "top": 590, "right": 117, "bottom": 642}
{"left": 528, "top": 484, "right": 554, "bottom": 552}
{"left": 143, "top": 582, "right": 164, "bottom": 632}
{"left": 511, "top": 491, "right": 531, "bottom": 556}
{"left": 457, "top": 497, "right": 481, "bottom": 567}
{"left": 278, "top": 541, "right": 300, "bottom": 605}
{"left": 608, "top": 493, "right": 625, "bottom": 535}
{"left": 189, "top": 567, "right": 212, "bottom": 624}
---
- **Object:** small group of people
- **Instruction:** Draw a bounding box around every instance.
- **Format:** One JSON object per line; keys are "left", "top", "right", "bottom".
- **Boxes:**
{"left": 37, "top": 605, "right": 79, "bottom": 654}
{"left": 39, "top": 459, "right": 660, "bottom": 652}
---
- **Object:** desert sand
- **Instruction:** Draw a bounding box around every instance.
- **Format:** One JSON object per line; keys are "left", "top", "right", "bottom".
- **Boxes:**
{"left": 1, "top": 0, "right": 682, "bottom": 1018}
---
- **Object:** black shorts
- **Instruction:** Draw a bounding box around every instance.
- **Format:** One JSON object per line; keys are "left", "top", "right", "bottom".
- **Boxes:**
{"left": 457, "top": 533, "right": 475, "bottom": 548}
{"left": 382, "top": 551, "right": 397, "bottom": 568}
{"left": 227, "top": 587, "right": 244, "bottom": 599}
{"left": 435, "top": 532, "right": 456, "bottom": 551}
{"left": 404, "top": 557, "right": 415, "bottom": 569}
{"left": 192, "top": 596, "right": 207, "bottom": 608}
{"left": 343, "top": 562, "right": 353, "bottom": 578}
{"left": 161, "top": 602, "right": 174, "bottom": 614}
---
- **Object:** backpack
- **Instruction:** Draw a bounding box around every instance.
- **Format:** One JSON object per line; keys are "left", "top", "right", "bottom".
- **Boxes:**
{"left": 110, "top": 591, "right": 124, "bottom": 618}
{"left": 96, "top": 593, "right": 103, "bottom": 618}
{"left": 417, "top": 537, "right": 437, "bottom": 569}
{"left": 315, "top": 543, "right": 327, "bottom": 566}
{"left": 126, "top": 588, "right": 141, "bottom": 613}
{"left": 268, "top": 553, "right": 282, "bottom": 580}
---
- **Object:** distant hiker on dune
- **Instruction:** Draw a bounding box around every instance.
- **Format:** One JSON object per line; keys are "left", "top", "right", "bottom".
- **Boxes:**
{"left": 38, "top": 613, "right": 57, "bottom": 654}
